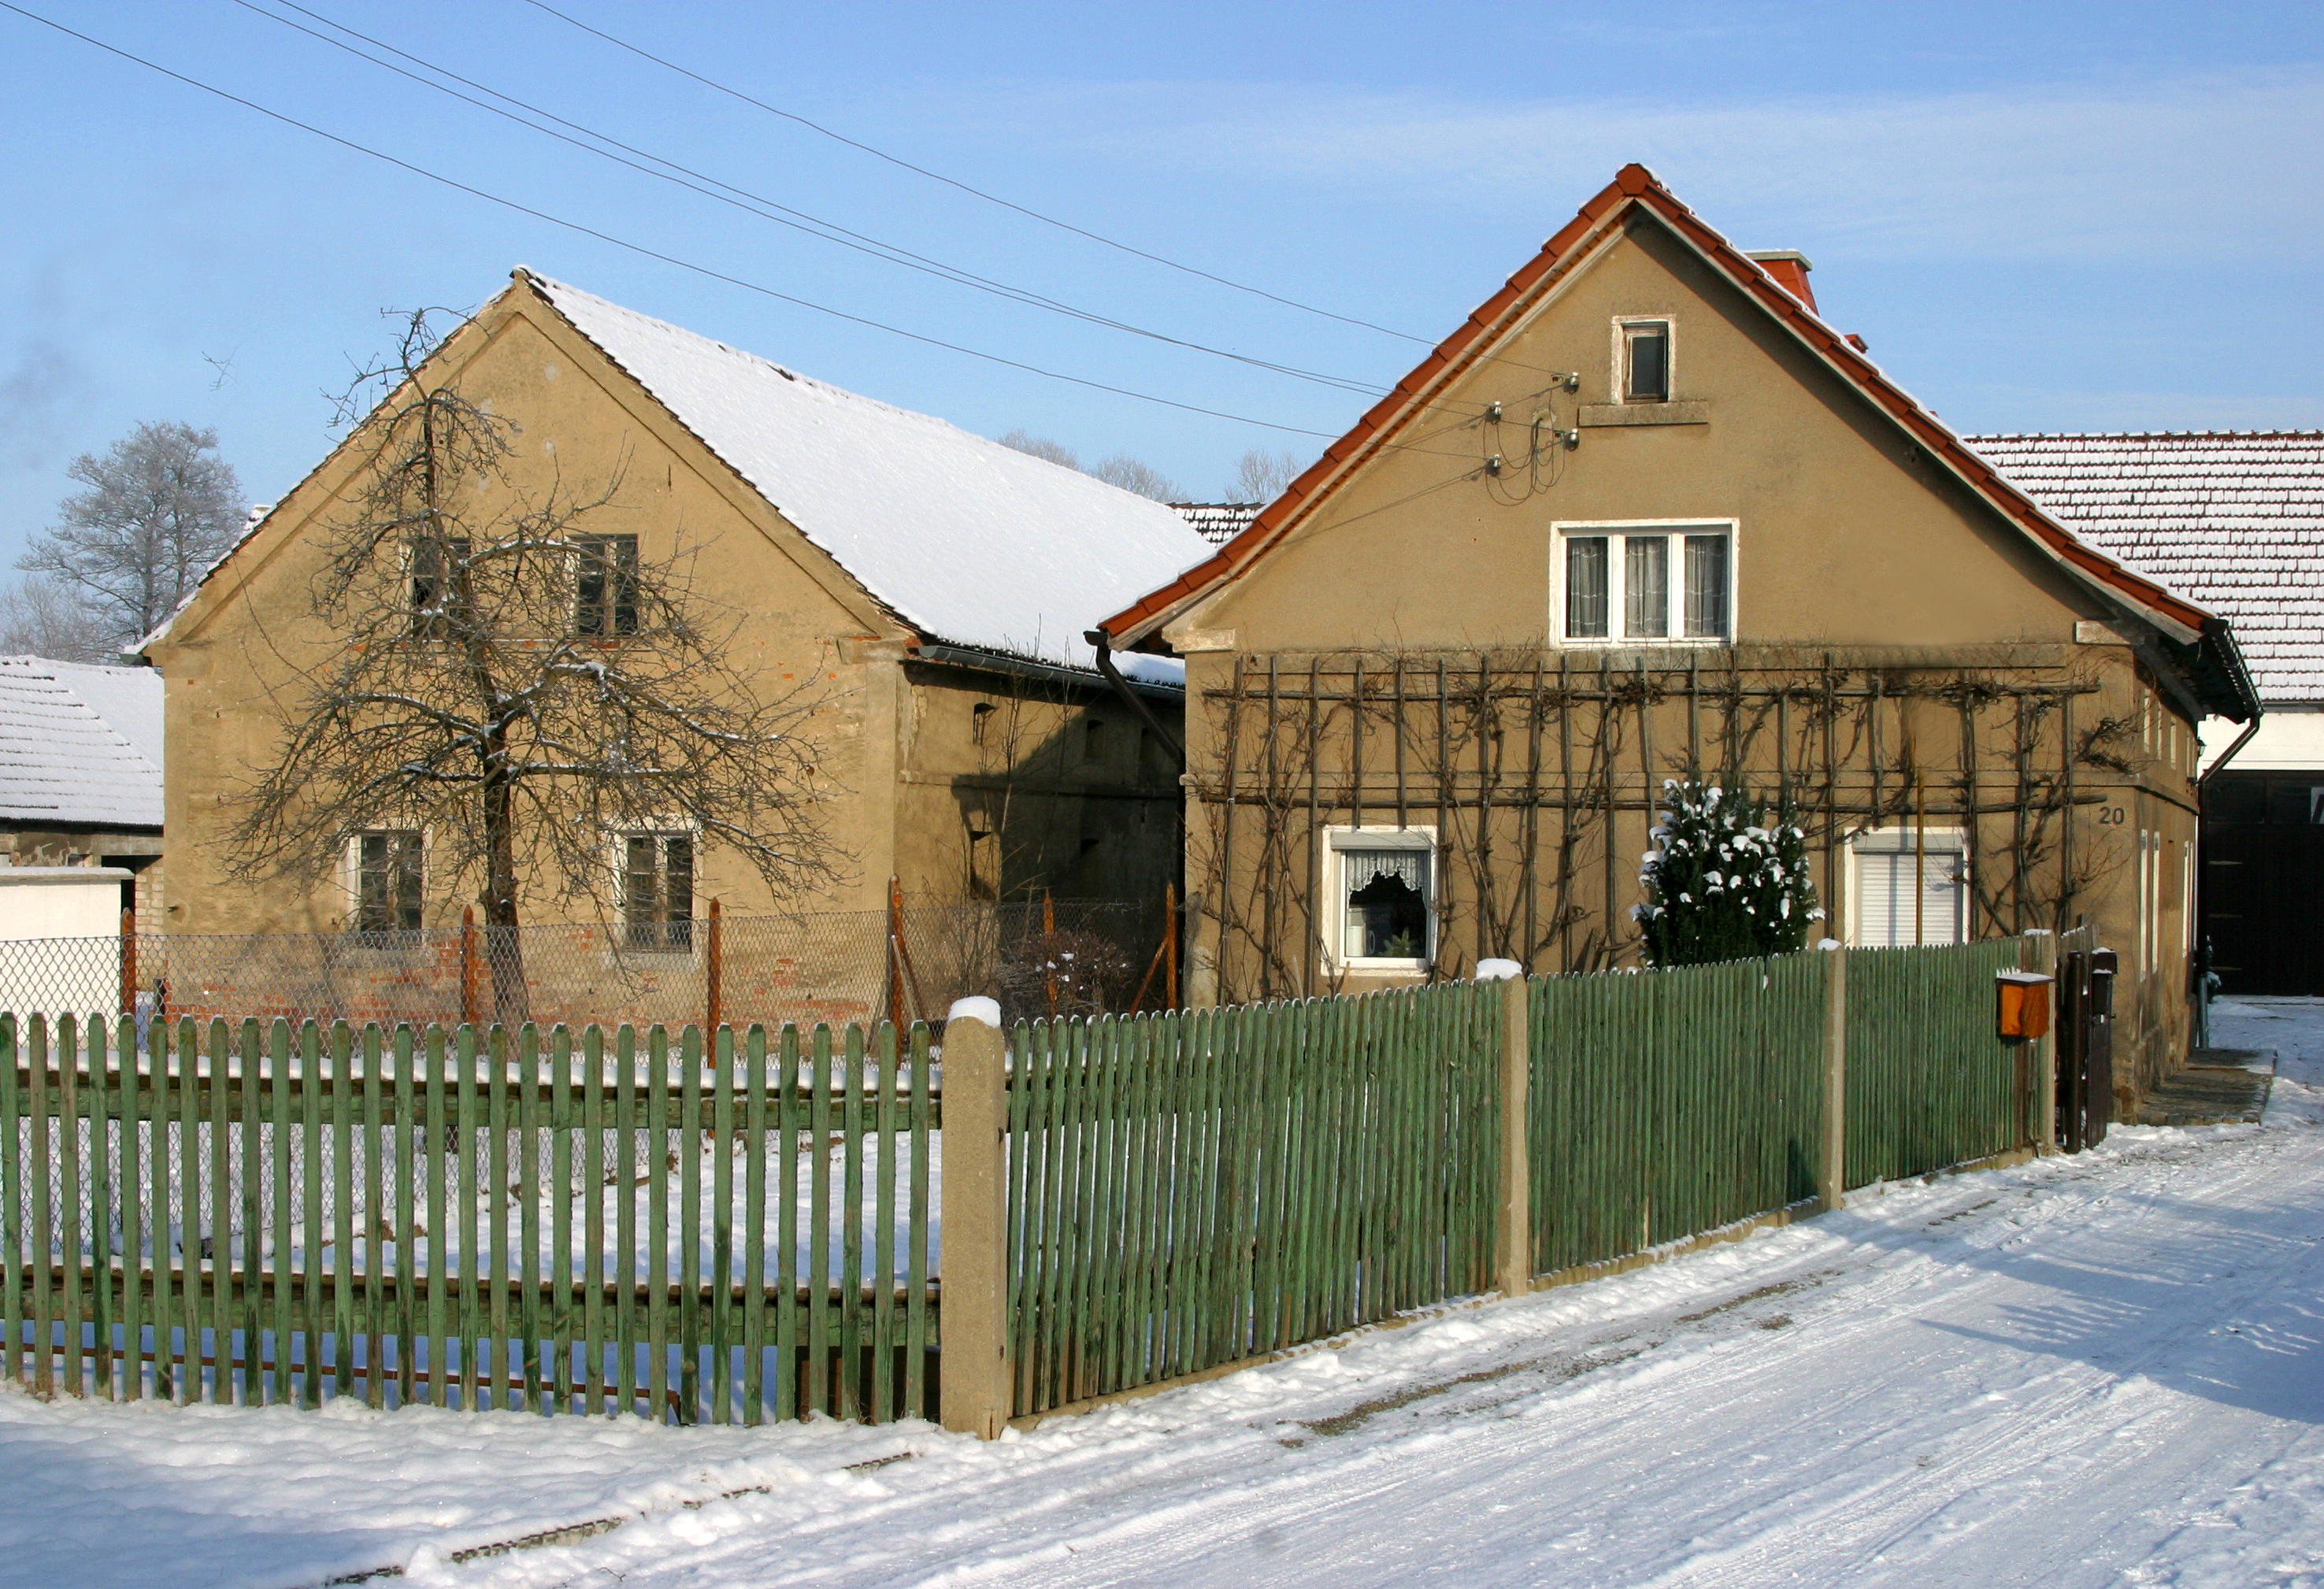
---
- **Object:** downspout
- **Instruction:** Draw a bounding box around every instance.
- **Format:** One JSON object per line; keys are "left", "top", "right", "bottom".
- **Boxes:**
{"left": 2197, "top": 715, "right": 2263, "bottom": 792}
{"left": 1085, "top": 628, "right": 1184, "bottom": 763}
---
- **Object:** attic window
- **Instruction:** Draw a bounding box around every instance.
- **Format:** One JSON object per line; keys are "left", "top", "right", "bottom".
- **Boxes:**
{"left": 576, "top": 534, "right": 639, "bottom": 637}
{"left": 1621, "top": 320, "right": 1671, "bottom": 402}
{"left": 410, "top": 535, "right": 471, "bottom": 639}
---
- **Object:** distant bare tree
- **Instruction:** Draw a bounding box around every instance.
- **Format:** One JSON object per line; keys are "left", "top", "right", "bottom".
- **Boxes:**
{"left": 1228, "top": 447, "right": 1303, "bottom": 503}
{"left": 1088, "top": 454, "right": 1183, "bottom": 502}
{"left": 21, "top": 420, "right": 246, "bottom": 654}
{"left": 999, "top": 429, "right": 1182, "bottom": 501}
{"left": 230, "top": 309, "right": 837, "bottom": 1020}
{"left": 0, "top": 575, "right": 110, "bottom": 663}
{"left": 998, "top": 428, "right": 1080, "bottom": 469}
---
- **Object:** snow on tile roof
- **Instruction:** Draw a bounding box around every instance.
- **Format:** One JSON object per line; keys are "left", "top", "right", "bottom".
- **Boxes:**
{"left": 1968, "top": 432, "right": 2324, "bottom": 704}
{"left": 1170, "top": 502, "right": 1264, "bottom": 545}
{"left": 0, "top": 657, "right": 163, "bottom": 828}
{"left": 528, "top": 273, "right": 1216, "bottom": 669}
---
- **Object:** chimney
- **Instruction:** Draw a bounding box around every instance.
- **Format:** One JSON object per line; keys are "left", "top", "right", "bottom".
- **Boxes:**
{"left": 1744, "top": 250, "right": 1816, "bottom": 313}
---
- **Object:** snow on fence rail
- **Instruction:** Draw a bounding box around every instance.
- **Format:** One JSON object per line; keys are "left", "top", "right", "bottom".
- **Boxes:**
{"left": 0, "top": 1014, "right": 938, "bottom": 1426}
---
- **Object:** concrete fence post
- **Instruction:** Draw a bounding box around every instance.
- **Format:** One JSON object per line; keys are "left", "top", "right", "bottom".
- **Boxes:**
{"left": 1821, "top": 943, "right": 1847, "bottom": 1212}
{"left": 938, "top": 997, "right": 1011, "bottom": 1439}
{"left": 1477, "top": 959, "right": 1530, "bottom": 1297}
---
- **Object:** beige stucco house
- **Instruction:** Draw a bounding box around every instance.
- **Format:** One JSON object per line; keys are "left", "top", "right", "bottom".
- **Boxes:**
{"left": 143, "top": 270, "right": 1207, "bottom": 950}
{"left": 1101, "top": 165, "right": 2257, "bottom": 1106}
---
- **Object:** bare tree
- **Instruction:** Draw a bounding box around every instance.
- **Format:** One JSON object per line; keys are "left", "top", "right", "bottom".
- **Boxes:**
{"left": 1228, "top": 447, "right": 1302, "bottom": 503}
{"left": 21, "top": 420, "right": 246, "bottom": 654}
{"left": 998, "top": 428, "right": 1080, "bottom": 469}
{"left": 1088, "top": 454, "right": 1184, "bottom": 502}
{"left": 229, "top": 309, "right": 836, "bottom": 1020}
{"left": 999, "top": 429, "right": 1183, "bottom": 501}
{"left": 0, "top": 575, "right": 112, "bottom": 663}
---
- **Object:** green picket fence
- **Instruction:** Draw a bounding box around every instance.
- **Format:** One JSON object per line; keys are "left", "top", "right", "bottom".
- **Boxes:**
{"left": 1527, "top": 954, "right": 1827, "bottom": 1276}
{"left": 1845, "top": 939, "right": 2029, "bottom": 1188}
{"left": 1005, "top": 981, "right": 1500, "bottom": 1419}
{"left": 0, "top": 1013, "right": 938, "bottom": 1424}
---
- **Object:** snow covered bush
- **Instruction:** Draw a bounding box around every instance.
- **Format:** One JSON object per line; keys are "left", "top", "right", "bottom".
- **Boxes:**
{"left": 1633, "top": 776, "right": 1822, "bottom": 968}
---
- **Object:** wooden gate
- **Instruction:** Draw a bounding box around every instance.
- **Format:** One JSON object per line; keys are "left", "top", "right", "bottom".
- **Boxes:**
{"left": 2056, "top": 947, "right": 2116, "bottom": 1153}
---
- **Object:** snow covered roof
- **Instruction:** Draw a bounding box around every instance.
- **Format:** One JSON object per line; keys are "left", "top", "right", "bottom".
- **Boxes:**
{"left": 1170, "top": 502, "right": 1264, "bottom": 545}
{"left": 1969, "top": 432, "right": 2324, "bottom": 705}
{"left": 0, "top": 657, "right": 164, "bottom": 829}
{"left": 525, "top": 272, "right": 1215, "bottom": 669}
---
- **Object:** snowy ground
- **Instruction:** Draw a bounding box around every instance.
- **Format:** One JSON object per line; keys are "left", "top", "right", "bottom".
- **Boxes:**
{"left": 2, "top": 997, "right": 2319, "bottom": 1588}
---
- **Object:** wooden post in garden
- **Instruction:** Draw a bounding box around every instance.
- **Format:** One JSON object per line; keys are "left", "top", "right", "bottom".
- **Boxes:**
{"left": 704, "top": 897, "right": 723, "bottom": 1043}
{"left": 2026, "top": 928, "right": 2058, "bottom": 1152}
{"left": 1821, "top": 943, "right": 1847, "bottom": 1211}
{"left": 459, "top": 906, "right": 481, "bottom": 1029}
{"left": 1480, "top": 961, "right": 1531, "bottom": 1297}
{"left": 119, "top": 908, "right": 135, "bottom": 1018}
{"left": 939, "top": 997, "right": 1011, "bottom": 1438}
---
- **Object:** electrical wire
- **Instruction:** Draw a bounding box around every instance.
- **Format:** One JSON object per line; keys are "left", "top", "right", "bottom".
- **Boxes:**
{"left": 0, "top": 1, "right": 1381, "bottom": 445}
{"left": 521, "top": 0, "right": 1433, "bottom": 346}
{"left": 518, "top": 0, "right": 1593, "bottom": 402}
{"left": 232, "top": 0, "right": 1407, "bottom": 403}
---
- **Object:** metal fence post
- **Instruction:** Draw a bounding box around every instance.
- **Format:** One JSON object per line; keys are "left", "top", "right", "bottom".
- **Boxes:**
{"left": 1479, "top": 961, "right": 1530, "bottom": 1297}
{"left": 1821, "top": 943, "right": 1847, "bottom": 1211}
{"left": 938, "top": 998, "right": 1010, "bottom": 1438}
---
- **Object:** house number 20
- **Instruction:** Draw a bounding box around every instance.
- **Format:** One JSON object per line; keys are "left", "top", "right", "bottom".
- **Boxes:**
{"left": 2096, "top": 806, "right": 2128, "bottom": 825}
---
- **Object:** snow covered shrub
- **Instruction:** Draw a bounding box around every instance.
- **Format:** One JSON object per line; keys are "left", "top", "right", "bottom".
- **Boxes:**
{"left": 1633, "top": 776, "right": 1822, "bottom": 968}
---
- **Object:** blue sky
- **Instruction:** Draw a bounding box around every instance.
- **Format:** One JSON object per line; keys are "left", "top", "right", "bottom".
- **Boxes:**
{"left": 2, "top": 1, "right": 2320, "bottom": 557}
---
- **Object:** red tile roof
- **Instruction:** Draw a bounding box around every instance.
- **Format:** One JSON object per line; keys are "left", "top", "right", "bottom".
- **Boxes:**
{"left": 1100, "top": 166, "right": 2253, "bottom": 719}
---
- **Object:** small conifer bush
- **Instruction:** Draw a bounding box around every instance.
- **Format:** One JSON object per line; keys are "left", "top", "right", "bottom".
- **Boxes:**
{"left": 1633, "top": 775, "right": 1823, "bottom": 968}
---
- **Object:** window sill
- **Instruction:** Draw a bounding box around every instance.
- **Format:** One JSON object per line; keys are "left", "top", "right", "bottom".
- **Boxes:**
{"left": 1555, "top": 637, "right": 1733, "bottom": 650}
{"left": 1333, "top": 958, "right": 1433, "bottom": 974}
{"left": 1580, "top": 401, "right": 1709, "bottom": 427}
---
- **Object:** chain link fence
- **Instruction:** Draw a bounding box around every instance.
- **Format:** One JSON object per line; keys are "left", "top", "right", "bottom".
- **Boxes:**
{"left": 0, "top": 899, "right": 1173, "bottom": 1032}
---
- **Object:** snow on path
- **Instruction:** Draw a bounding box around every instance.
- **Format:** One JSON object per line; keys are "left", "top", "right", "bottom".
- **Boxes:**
{"left": 2, "top": 998, "right": 2320, "bottom": 1587}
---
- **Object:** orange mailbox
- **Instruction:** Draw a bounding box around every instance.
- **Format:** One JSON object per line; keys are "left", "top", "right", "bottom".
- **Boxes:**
{"left": 1995, "top": 969, "right": 2053, "bottom": 1042}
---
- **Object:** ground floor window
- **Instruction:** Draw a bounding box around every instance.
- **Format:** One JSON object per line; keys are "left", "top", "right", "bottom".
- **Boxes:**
{"left": 622, "top": 832, "right": 695, "bottom": 951}
{"left": 1849, "top": 827, "right": 1966, "bottom": 946}
{"left": 1325, "top": 828, "right": 1436, "bottom": 968}
{"left": 352, "top": 830, "right": 424, "bottom": 933}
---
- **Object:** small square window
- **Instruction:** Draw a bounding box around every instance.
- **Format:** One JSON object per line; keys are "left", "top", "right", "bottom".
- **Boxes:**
{"left": 1325, "top": 829, "right": 1436, "bottom": 967}
{"left": 622, "top": 832, "right": 694, "bottom": 950}
{"left": 354, "top": 831, "right": 423, "bottom": 933}
{"left": 1623, "top": 320, "right": 1671, "bottom": 402}
{"left": 1558, "top": 525, "right": 1733, "bottom": 644}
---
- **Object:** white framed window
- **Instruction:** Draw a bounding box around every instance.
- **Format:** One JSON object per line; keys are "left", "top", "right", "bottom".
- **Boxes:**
{"left": 1614, "top": 316, "right": 1674, "bottom": 402}
{"left": 621, "top": 830, "right": 695, "bottom": 951}
{"left": 1553, "top": 520, "right": 1735, "bottom": 644}
{"left": 348, "top": 830, "right": 424, "bottom": 934}
{"left": 1848, "top": 827, "right": 1966, "bottom": 946}
{"left": 1322, "top": 827, "right": 1436, "bottom": 970}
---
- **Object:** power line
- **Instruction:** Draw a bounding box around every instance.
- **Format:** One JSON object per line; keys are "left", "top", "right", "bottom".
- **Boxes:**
{"left": 521, "top": 0, "right": 1436, "bottom": 347}
{"left": 234, "top": 0, "right": 1407, "bottom": 402}
{"left": 0, "top": 1, "right": 1375, "bottom": 444}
